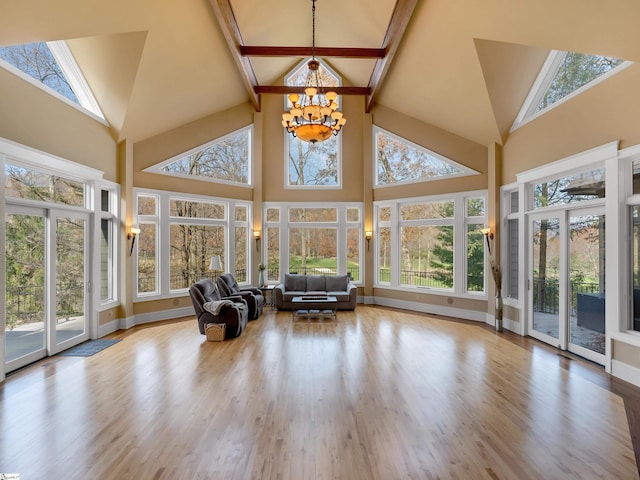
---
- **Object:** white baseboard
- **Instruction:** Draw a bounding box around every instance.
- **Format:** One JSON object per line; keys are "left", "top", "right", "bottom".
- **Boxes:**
{"left": 134, "top": 306, "right": 193, "bottom": 325}
{"left": 97, "top": 307, "right": 194, "bottom": 338}
{"left": 611, "top": 359, "right": 640, "bottom": 388}
{"left": 374, "top": 296, "right": 486, "bottom": 322}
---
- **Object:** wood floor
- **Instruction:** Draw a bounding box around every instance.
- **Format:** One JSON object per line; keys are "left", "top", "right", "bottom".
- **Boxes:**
{"left": 1, "top": 306, "right": 639, "bottom": 479}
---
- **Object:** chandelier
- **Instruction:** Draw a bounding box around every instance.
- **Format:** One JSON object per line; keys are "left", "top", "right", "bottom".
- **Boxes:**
{"left": 281, "top": 0, "right": 346, "bottom": 143}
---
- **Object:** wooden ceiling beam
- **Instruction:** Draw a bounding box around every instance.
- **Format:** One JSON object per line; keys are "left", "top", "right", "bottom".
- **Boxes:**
{"left": 208, "top": 0, "right": 261, "bottom": 111}
{"left": 255, "top": 85, "right": 371, "bottom": 96}
{"left": 240, "top": 46, "right": 386, "bottom": 59}
{"left": 366, "top": 0, "right": 419, "bottom": 112}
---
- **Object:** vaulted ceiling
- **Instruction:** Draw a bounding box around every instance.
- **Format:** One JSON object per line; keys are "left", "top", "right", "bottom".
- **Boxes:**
{"left": 2, "top": 0, "right": 640, "bottom": 147}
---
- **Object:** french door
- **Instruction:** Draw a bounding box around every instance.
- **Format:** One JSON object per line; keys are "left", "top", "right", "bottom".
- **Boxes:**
{"left": 5, "top": 205, "right": 90, "bottom": 372}
{"left": 528, "top": 207, "right": 605, "bottom": 365}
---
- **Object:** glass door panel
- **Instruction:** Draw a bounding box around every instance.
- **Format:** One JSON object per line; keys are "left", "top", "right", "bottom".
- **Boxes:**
{"left": 531, "top": 217, "right": 561, "bottom": 342}
{"left": 5, "top": 209, "right": 46, "bottom": 366}
{"left": 54, "top": 214, "right": 88, "bottom": 351}
{"left": 569, "top": 214, "right": 605, "bottom": 358}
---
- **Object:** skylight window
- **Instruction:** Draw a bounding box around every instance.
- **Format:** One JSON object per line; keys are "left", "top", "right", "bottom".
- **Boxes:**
{"left": 145, "top": 127, "right": 252, "bottom": 186}
{"left": 0, "top": 40, "right": 105, "bottom": 120}
{"left": 374, "top": 127, "right": 478, "bottom": 186}
{"left": 512, "top": 50, "right": 632, "bottom": 131}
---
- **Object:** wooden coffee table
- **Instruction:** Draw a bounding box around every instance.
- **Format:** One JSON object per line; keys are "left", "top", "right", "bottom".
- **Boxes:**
{"left": 291, "top": 296, "right": 338, "bottom": 321}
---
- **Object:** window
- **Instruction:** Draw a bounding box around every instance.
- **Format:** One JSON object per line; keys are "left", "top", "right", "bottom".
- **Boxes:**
{"left": 503, "top": 187, "right": 520, "bottom": 300}
{"left": 512, "top": 50, "right": 632, "bottom": 131}
{"left": 5, "top": 163, "right": 85, "bottom": 207}
{"left": 144, "top": 127, "right": 252, "bottom": 186}
{"left": 0, "top": 41, "right": 105, "bottom": 119}
{"left": 533, "top": 167, "right": 605, "bottom": 209}
{"left": 265, "top": 207, "right": 280, "bottom": 283}
{"left": 98, "top": 182, "right": 120, "bottom": 305}
{"left": 374, "top": 192, "right": 487, "bottom": 296}
{"left": 285, "top": 58, "right": 341, "bottom": 187}
{"left": 134, "top": 190, "right": 251, "bottom": 299}
{"left": 264, "top": 203, "right": 363, "bottom": 283}
{"left": 136, "top": 194, "right": 159, "bottom": 295}
{"left": 374, "top": 127, "right": 478, "bottom": 186}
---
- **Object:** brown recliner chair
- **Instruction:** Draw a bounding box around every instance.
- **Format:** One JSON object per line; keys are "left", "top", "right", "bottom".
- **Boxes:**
{"left": 216, "top": 273, "right": 264, "bottom": 320}
{"left": 189, "top": 278, "right": 248, "bottom": 339}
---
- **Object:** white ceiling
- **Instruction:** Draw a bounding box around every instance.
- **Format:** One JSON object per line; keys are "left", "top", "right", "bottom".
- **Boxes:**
{"left": 1, "top": 0, "right": 640, "bottom": 146}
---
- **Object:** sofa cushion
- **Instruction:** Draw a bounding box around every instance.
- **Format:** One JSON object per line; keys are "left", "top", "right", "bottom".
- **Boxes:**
{"left": 284, "top": 274, "right": 306, "bottom": 291}
{"left": 326, "top": 274, "right": 348, "bottom": 292}
{"left": 306, "top": 275, "right": 326, "bottom": 292}
{"left": 283, "top": 291, "right": 307, "bottom": 301}
{"left": 328, "top": 291, "right": 351, "bottom": 302}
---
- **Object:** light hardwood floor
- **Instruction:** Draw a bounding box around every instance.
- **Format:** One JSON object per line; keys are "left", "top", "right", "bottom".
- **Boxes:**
{"left": 1, "top": 306, "right": 639, "bottom": 479}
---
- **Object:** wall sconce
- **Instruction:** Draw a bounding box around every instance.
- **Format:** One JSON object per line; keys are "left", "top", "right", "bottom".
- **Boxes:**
{"left": 365, "top": 231, "right": 373, "bottom": 251}
{"left": 253, "top": 231, "right": 261, "bottom": 252}
{"left": 127, "top": 226, "right": 141, "bottom": 256}
{"left": 481, "top": 227, "right": 494, "bottom": 255}
{"left": 209, "top": 255, "right": 223, "bottom": 278}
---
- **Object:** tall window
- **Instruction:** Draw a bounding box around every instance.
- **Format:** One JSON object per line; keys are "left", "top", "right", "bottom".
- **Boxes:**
{"left": 265, "top": 207, "right": 280, "bottom": 283}
{"left": 374, "top": 127, "right": 477, "bottom": 186}
{"left": 503, "top": 189, "right": 520, "bottom": 300}
{"left": 285, "top": 59, "right": 341, "bottom": 187}
{"left": 144, "top": 127, "right": 252, "bottom": 186}
{"left": 98, "top": 182, "right": 119, "bottom": 305}
{"left": 264, "top": 203, "right": 363, "bottom": 283}
{"left": 134, "top": 189, "right": 251, "bottom": 298}
{"left": 375, "top": 192, "right": 487, "bottom": 295}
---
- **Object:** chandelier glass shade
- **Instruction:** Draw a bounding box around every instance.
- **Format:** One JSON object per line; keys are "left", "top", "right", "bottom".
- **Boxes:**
{"left": 281, "top": 1, "right": 346, "bottom": 143}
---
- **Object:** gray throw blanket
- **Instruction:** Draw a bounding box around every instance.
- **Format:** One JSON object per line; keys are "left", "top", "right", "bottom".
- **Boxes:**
{"left": 203, "top": 300, "right": 234, "bottom": 315}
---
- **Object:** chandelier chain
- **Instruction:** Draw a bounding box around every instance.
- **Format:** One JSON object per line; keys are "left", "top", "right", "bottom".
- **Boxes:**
{"left": 311, "top": 0, "right": 316, "bottom": 59}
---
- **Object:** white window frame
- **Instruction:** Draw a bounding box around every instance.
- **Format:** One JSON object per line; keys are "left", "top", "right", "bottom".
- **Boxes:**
{"left": 263, "top": 202, "right": 363, "bottom": 284}
{"left": 133, "top": 188, "right": 253, "bottom": 301}
{"left": 143, "top": 126, "right": 254, "bottom": 188}
{"left": 501, "top": 183, "right": 521, "bottom": 308}
{"left": 372, "top": 126, "right": 479, "bottom": 188}
{"left": 284, "top": 58, "right": 342, "bottom": 189}
{"left": 95, "top": 180, "right": 120, "bottom": 310}
{"left": 0, "top": 41, "right": 107, "bottom": 124}
{"left": 511, "top": 50, "right": 633, "bottom": 132}
{"left": 373, "top": 190, "right": 488, "bottom": 299}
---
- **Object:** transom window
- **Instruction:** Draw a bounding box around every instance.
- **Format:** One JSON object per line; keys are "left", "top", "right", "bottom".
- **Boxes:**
{"left": 285, "top": 58, "right": 341, "bottom": 188}
{"left": 374, "top": 127, "right": 478, "bottom": 186}
{"left": 533, "top": 167, "right": 605, "bottom": 209}
{"left": 144, "top": 127, "right": 252, "bottom": 186}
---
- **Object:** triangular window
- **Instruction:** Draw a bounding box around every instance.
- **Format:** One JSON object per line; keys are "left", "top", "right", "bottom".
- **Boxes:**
{"left": 374, "top": 127, "right": 478, "bottom": 186}
{"left": 512, "top": 50, "right": 632, "bottom": 130}
{"left": 0, "top": 40, "right": 105, "bottom": 120}
{"left": 145, "top": 127, "right": 252, "bottom": 186}
{"left": 285, "top": 58, "right": 341, "bottom": 188}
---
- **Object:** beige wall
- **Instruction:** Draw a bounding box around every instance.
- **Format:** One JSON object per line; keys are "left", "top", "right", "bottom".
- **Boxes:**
{"left": 0, "top": 68, "right": 118, "bottom": 181}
